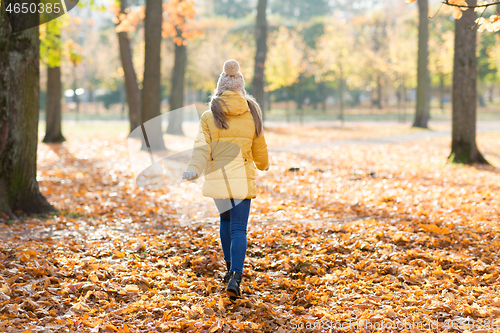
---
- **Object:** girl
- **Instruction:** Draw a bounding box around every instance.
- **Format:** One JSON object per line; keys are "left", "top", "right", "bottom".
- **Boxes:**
{"left": 182, "top": 59, "right": 269, "bottom": 299}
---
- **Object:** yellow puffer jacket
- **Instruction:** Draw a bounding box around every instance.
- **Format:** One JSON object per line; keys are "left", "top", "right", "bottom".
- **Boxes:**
{"left": 187, "top": 90, "right": 269, "bottom": 199}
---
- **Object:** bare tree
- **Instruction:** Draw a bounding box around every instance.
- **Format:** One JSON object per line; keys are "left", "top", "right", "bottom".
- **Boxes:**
{"left": 43, "top": 66, "right": 65, "bottom": 143}
{"left": 141, "top": 0, "right": 166, "bottom": 151}
{"left": 117, "top": 0, "right": 141, "bottom": 134}
{"left": 414, "top": 0, "right": 430, "bottom": 128}
{"left": 449, "top": 0, "right": 489, "bottom": 164}
{"left": 252, "top": 0, "right": 268, "bottom": 117}
{"left": 166, "top": 28, "right": 187, "bottom": 135}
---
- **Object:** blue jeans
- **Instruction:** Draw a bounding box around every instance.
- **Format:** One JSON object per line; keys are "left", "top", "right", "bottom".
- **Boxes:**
{"left": 214, "top": 199, "right": 251, "bottom": 275}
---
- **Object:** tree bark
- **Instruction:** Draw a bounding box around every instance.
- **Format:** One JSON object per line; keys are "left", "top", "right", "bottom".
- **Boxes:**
{"left": 285, "top": 90, "right": 291, "bottom": 123}
{"left": 319, "top": 82, "right": 327, "bottom": 113}
{"left": 439, "top": 72, "right": 445, "bottom": 112}
{"left": 72, "top": 66, "right": 80, "bottom": 121}
{"left": 339, "top": 63, "right": 344, "bottom": 124}
{"left": 43, "top": 66, "right": 65, "bottom": 143}
{"left": 375, "top": 76, "right": 382, "bottom": 110}
{"left": 449, "top": 0, "right": 488, "bottom": 165}
{"left": 478, "top": 94, "right": 486, "bottom": 107}
{"left": 166, "top": 29, "right": 187, "bottom": 136}
{"left": 296, "top": 75, "right": 304, "bottom": 111}
{"left": 117, "top": 0, "right": 141, "bottom": 134}
{"left": 397, "top": 85, "right": 403, "bottom": 122}
{"left": 414, "top": 0, "right": 430, "bottom": 128}
{"left": 252, "top": 0, "right": 267, "bottom": 118}
{"left": 266, "top": 91, "right": 272, "bottom": 112}
{"left": 0, "top": 4, "right": 56, "bottom": 218}
{"left": 141, "top": 0, "right": 166, "bottom": 151}
{"left": 402, "top": 78, "right": 408, "bottom": 123}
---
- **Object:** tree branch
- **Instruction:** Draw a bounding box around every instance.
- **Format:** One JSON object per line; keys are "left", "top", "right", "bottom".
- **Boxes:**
{"left": 442, "top": 0, "right": 500, "bottom": 9}
{"left": 430, "top": 2, "right": 444, "bottom": 19}
{"left": 471, "top": 6, "right": 488, "bottom": 29}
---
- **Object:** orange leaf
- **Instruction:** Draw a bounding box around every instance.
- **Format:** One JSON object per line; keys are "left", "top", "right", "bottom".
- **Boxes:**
{"left": 453, "top": 7, "right": 463, "bottom": 20}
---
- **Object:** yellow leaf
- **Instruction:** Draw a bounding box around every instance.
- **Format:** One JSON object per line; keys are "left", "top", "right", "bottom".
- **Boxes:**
{"left": 217, "top": 297, "right": 225, "bottom": 312}
{"left": 119, "top": 324, "right": 130, "bottom": 333}
{"left": 488, "top": 300, "right": 500, "bottom": 307}
{"left": 118, "top": 284, "right": 140, "bottom": 295}
{"left": 453, "top": 7, "right": 463, "bottom": 20}
{"left": 392, "top": 232, "right": 408, "bottom": 243}
{"left": 208, "top": 320, "right": 221, "bottom": 333}
{"left": 71, "top": 302, "right": 91, "bottom": 313}
{"left": 104, "top": 324, "right": 118, "bottom": 331}
{"left": 89, "top": 274, "right": 99, "bottom": 283}
{"left": 0, "top": 284, "right": 10, "bottom": 295}
{"left": 279, "top": 292, "right": 289, "bottom": 304}
{"left": 450, "top": 0, "right": 468, "bottom": 6}
{"left": 112, "top": 249, "right": 126, "bottom": 258}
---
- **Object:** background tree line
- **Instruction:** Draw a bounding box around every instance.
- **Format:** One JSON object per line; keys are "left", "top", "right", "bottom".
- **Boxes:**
{"left": 1, "top": 0, "right": 499, "bottom": 217}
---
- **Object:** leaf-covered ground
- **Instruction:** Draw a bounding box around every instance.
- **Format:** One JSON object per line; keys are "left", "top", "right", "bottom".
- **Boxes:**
{"left": 1, "top": 122, "right": 500, "bottom": 332}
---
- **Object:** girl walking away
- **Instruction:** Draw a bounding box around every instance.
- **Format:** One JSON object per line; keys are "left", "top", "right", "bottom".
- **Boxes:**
{"left": 182, "top": 59, "right": 269, "bottom": 300}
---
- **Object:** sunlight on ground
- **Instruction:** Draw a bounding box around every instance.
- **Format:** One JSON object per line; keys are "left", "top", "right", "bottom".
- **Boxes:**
{"left": 0, "top": 122, "right": 499, "bottom": 331}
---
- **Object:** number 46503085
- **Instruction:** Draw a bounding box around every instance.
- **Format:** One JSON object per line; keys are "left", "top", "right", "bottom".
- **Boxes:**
{"left": 6, "top": 2, "right": 63, "bottom": 14}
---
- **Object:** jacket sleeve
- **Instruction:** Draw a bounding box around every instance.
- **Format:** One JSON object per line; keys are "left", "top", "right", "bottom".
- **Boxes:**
{"left": 252, "top": 132, "right": 269, "bottom": 171}
{"left": 187, "top": 114, "right": 211, "bottom": 178}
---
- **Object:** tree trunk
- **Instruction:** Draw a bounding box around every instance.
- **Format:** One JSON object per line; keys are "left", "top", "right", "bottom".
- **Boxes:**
{"left": 376, "top": 76, "right": 382, "bottom": 110}
{"left": 117, "top": 0, "right": 141, "bottom": 134}
{"left": 43, "top": 66, "right": 65, "bottom": 143}
{"left": 252, "top": 0, "right": 267, "bottom": 118}
{"left": 286, "top": 95, "right": 290, "bottom": 123}
{"left": 0, "top": 4, "right": 56, "bottom": 218}
{"left": 296, "top": 76, "right": 304, "bottom": 111}
{"left": 121, "top": 87, "right": 126, "bottom": 119}
{"left": 449, "top": 0, "right": 488, "bottom": 165}
{"left": 320, "top": 82, "right": 327, "bottom": 113}
{"left": 402, "top": 78, "right": 408, "bottom": 123}
{"left": 439, "top": 72, "right": 445, "bottom": 112}
{"left": 397, "top": 85, "right": 403, "bottom": 122}
{"left": 166, "top": 29, "right": 187, "bottom": 136}
{"left": 267, "top": 91, "right": 272, "bottom": 113}
{"left": 478, "top": 94, "right": 486, "bottom": 107}
{"left": 339, "top": 63, "right": 344, "bottom": 124}
{"left": 414, "top": 0, "right": 430, "bottom": 128}
{"left": 72, "top": 67, "right": 80, "bottom": 121}
{"left": 141, "top": 0, "right": 166, "bottom": 151}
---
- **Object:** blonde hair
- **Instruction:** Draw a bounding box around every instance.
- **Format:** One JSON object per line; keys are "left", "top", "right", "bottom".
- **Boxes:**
{"left": 209, "top": 90, "right": 263, "bottom": 137}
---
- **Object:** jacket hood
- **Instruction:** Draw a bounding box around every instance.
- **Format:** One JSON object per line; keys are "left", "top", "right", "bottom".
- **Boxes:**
{"left": 219, "top": 90, "right": 249, "bottom": 116}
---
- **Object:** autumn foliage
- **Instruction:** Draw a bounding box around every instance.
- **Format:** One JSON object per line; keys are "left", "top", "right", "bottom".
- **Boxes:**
{"left": 0, "top": 123, "right": 499, "bottom": 331}
{"left": 162, "top": 0, "right": 202, "bottom": 44}
{"left": 408, "top": 0, "right": 500, "bottom": 32}
{"left": 111, "top": 0, "right": 202, "bottom": 44}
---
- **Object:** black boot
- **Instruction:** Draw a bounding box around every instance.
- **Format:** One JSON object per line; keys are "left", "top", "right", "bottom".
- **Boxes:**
{"left": 226, "top": 271, "right": 242, "bottom": 300}
{"left": 222, "top": 261, "right": 231, "bottom": 283}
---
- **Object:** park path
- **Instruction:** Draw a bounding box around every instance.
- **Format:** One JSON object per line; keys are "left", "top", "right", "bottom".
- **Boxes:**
{"left": 270, "top": 121, "right": 500, "bottom": 153}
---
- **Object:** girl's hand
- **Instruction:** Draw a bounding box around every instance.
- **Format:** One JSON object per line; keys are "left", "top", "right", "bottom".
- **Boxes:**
{"left": 182, "top": 170, "right": 197, "bottom": 180}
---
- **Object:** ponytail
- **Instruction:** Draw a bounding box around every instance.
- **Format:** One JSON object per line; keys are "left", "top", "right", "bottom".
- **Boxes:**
{"left": 245, "top": 94, "right": 263, "bottom": 137}
{"left": 210, "top": 95, "right": 229, "bottom": 130}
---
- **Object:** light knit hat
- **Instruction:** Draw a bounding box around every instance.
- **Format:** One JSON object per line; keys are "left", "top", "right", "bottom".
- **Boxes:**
{"left": 216, "top": 59, "right": 245, "bottom": 94}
